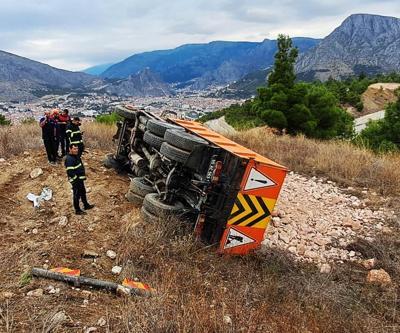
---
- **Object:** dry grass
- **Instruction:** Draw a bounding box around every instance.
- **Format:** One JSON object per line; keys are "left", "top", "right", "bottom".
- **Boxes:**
{"left": 0, "top": 122, "right": 115, "bottom": 158}
{"left": 229, "top": 127, "right": 400, "bottom": 196}
{"left": 93, "top": 214, "right": 400, "bottom": 333}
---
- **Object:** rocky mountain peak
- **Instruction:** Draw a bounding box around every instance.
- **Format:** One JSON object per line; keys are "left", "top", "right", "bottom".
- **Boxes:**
{"left": 296, "top": 13, "right": 400, "bottom": 81}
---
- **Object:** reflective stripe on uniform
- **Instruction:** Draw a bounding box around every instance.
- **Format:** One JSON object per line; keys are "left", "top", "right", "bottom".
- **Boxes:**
{"left": 66, "top": 163, "right": 82, "bottom": 171}
{"left": 79, "top": 176, "right": 86, "bottom": 180}
{"left": 69, "top": 175, "right": 78, "bottom": 183}
{"left": 70, "top": 140, "right": 83, "bottom": 145}
{"left": 70, "top": 130, "right": 81, "bottom": 138}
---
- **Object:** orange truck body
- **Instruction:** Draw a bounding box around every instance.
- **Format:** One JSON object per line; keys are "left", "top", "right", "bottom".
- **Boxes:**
{"left": 172, "top": 119, "right": 287, "bottom": 255}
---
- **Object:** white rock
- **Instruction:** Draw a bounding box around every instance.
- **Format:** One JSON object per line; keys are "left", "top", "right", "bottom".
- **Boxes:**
{"left": 362, "top": 258, "right": 377, "bottom": 270}
{"left": 112, "top": 266, "right": 122, "bottom": 275}
{"left": 27, "top": 288, "right": 43, "bottom": 297}
{"left": 58, "top": 216, "right": 68, "bottom": 227}
{"left": 223, "top": 315, "right": 232, "bottom": 325}
{"left": 84, "top": 327, "right": 98, "bottom": 333}
{"left": 30, "top": 168, "right": 43, "bottom": 179}
{"left": 50, "top": 311, "right": 67, "bottom": 326}
{"left": 106, "top": 250, "right": 117, "bottom": 260}
{"left": 0, "top": 158, "right": 5, "bottom": 163}
{"left": 32, "top": 228, "right": 38, "bottom": 234}
{"left": 97, "top": 317, "right": 107, "bottom": 327}
{"left": 320, "top": 263, "right": 332, "bottom": 274}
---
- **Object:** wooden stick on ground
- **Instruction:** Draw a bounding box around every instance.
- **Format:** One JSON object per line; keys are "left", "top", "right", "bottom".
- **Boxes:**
{"left": 31, "top": 268, "right": 151, "bottom": 297}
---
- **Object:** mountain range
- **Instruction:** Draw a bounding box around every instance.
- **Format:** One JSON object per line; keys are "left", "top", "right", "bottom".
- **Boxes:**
{"left": 101, "top": 38, "right": 320, "bottom": 89}
{"left": 0, "top": 51, "right": 100, "bottom": 102}
{"left": 0, "top": 13, "right": 399, "bottom": 101}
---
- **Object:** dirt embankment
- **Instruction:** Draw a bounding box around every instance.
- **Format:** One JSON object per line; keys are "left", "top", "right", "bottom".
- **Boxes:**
{"left": 0, "top": 146, "right": 399, "bottom": 332}
{"left": 361, "top": 82, "right": 400, "bottom": 115}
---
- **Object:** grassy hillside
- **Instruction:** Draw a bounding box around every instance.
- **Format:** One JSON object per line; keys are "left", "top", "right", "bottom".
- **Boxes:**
{"left": 0, "top": 122, "right": 399, "bottom": 332}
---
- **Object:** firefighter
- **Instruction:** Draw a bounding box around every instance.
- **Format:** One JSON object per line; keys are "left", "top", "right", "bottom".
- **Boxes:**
{"left": 66, "top": 117, "right": 84, "bottom": 156}
{"left": 65, "top": 144, "right": 94, "bottom": 215}
{"left": 39, "top": 110, "right": 57, "bottom": 165}
{"left": 58, "top": 109, "right": 71, "bottom": 157}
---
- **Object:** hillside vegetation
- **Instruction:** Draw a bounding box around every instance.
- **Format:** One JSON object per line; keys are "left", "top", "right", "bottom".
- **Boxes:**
{"left": 0, "top": 122, "right": 399, "bottom": 332}
{"left": 200, "top": 35, "right": 400, "bottom": 152}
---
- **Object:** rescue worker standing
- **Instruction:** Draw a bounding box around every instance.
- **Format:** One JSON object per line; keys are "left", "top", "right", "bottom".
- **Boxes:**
{"left": 65, "top": 144, "right": 94, "bottom": 215}
{"left": 66, "top": 117, "right": 84, "bottom": 156}
{"left": 39, "top": 110, "right": 57, "bottom": 165}
{"left": 58, "top": 109, "right": 71, "bottom": 157}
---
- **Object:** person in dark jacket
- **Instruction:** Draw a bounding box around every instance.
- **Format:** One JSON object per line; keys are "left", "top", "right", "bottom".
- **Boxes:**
{"left": 39, "top": 110, "right": 57, "bottom": 165}
{"left": 66, "top": 117, "right": 84, "bottom": 156}
{"left": 57, "top": 109, "right": 71, "bottom": 157}
{"left": 65, "top": 144, "right": 94, "bottom": 215}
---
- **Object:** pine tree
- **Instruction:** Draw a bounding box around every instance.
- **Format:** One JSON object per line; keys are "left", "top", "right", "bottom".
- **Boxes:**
{"left": 267, "top": 34, "right": 298, "bottom": 88}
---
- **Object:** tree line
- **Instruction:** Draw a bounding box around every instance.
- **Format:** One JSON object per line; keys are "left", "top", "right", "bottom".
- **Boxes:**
{"left": 200, "top": 35, "right": 400, "bottom": 152}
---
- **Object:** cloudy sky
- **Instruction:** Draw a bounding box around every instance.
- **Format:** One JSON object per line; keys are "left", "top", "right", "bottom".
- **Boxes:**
{"left": 1, "top": 0, "right": 399, "bottom": 71}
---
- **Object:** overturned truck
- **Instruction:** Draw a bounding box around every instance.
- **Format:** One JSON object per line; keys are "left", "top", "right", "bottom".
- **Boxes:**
{"left": 105, "top": 105, "right": 287, "bottom": 255}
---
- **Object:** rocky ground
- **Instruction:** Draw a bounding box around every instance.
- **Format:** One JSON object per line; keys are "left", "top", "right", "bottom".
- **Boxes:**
{"left": 0, "top": 148, "right": 398, "bottom": 330}
{"left": 265, "top": 172, "right": 397, "bottom": 270}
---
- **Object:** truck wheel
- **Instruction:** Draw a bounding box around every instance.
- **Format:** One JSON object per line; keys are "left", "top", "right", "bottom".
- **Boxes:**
{"left": 143, "top": 193, "right": 184, "bottom": 216}
{"left": 115, "top": 105, "right": 137, "bottom": 120}
{"left": 103, "top": 153, "right": 120, "bottom": 169}
{"left": 141, "top": 206, "right": 158, "bottom": 222}
{"left": 164, "top": 129, "right": 208, "bottom": 152}
{"left": 129, "top": 177, "right": 154, "bottom": 196}
{"left": 125, "top": 190, "right": 144, "bottom": 206}
{"left": 143, "top": 131, "right": 164, "bottom": 150}
{"left": 147, "top": 119, "right": 183, "bottom": 137}
{"left": 160, "top": 142, "right": 190, "bottom": 164}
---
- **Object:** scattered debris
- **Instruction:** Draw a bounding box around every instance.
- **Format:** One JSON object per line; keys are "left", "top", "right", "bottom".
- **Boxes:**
{"left": 97, "top": 317, "right": 107, "bottom": 327}
{"left": 26, "top": 187, "right": 53, "bottom": 208}
{"left": 32, "top": 267, "right": 153, "bottom": 297}
{"left": 27, "top": 288, "right": 44, "bottom": 297}
{"left": 84, "top": 327, "right": 98, "bottom": 333}
{"left": 366, "top": 269, "right": 392, "bottom": 286}
{"left": 362, "top": 258, "right": 377, "bottom": 270}
{"left": 223, "top": 315, "right": 233, "bottom": 325}
{"left": 106, "top": 250, "right": 117, "bottom": 259}
{"left": 30, "top": 167, "right": 43, "bottom": 179}
{"left": 49, "top": 311, "right": 68, "bottom": 327}
{"left": 111, "top": 266, "right": 122, "bottom": 275}
{"left": 82, "top": 250, "right": 100, "bottom": 259}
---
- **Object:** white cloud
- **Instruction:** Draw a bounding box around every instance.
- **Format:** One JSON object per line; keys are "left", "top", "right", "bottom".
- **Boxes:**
{"left": 0, "top": 0, "right": 398, "bottom": 70}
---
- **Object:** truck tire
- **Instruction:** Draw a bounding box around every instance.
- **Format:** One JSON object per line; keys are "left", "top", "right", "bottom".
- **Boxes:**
{"left": 147, "top": 119, "right": 183, "bottom": 137}
{"left": 164, "top": 129, "right": 208, "bottom": 152}
{"left": 129, "top": 177, "right": 154, "bottom": 196}
{"left": 125, "top": 190, "right": 144, "bottom": 206}
{"left": 143, "top": 193, "right": 184, "bottom": 216}
{"left": 143, "top": 131, "right": 164, "bottom": 150}
{"left": 103, "top": 153, "right": 120, "bottom": 169}
{"left": 141, "top": 206, "right": 158, "bottom": 222}
{"left": 115, "top": 105, "right": 137, "bottom": 120}
{"left": 160, "top": 142, "right": 190, "bottom": 164}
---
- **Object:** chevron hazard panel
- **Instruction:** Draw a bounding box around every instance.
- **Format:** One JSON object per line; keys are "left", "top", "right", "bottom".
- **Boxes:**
{"left": 227, "top": 193, "right": 275, "bottom": 229}
{"left": 220, "top": 159, "right": 286, "bottom": 255}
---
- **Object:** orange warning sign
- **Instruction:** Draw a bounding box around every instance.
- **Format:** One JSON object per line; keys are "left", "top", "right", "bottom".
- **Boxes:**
{"left": 50, "top": 267, "right": 81, "bottom": 277}
{"left": 122, "top": 278, "right": 155, "bottom": 292}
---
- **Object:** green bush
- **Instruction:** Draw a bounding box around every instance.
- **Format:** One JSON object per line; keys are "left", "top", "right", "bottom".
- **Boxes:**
{"left": 95, "top": 112, "right": 122, "bottom": 124}
{"left": 0, "top": 114, "right": 11, "bottom": 126}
